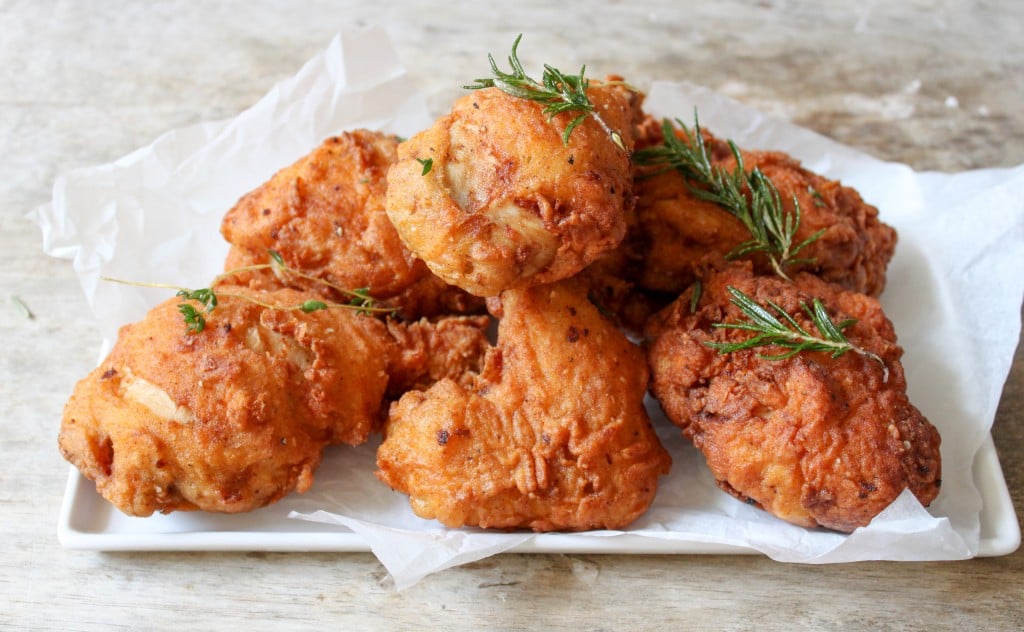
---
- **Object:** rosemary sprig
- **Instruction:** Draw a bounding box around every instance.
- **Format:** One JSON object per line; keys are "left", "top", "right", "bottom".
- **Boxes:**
{"left": 104, "top": 250, "right": 394, "bottom": 333}
{"left": 464, "top": 34, "right": 624, "bottom": 150}
{"left": 705, "top": 286, "right": 888, "bottom": 380}
{"left": 634, "top": 116, "right": 824, "bottom": 280}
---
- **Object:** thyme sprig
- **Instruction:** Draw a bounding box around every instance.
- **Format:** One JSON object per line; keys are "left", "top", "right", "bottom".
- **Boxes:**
{"left": 705, "top": 286, "right": 888, "bottom": 380}
{"left": 464, "top": 34, "right": 625, "bottom": 150}
{"left": 634, "top": 116, "right": 824, "bottom": 280}
{"left": 104, "top": 250, "right": 393, "bottom": 333}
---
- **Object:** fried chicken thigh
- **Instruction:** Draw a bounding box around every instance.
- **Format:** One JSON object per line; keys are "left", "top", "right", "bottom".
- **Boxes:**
{"left": 633, "top": 120, "right": 897, "bottom": 297}
{"left": 377, "top": 279, "right": 671, "bottom": 531}
{"left": 59, "top": 287, "right": 491, "bottom": 517}
{"left": 646, "top": 264, "right": 941, "bottom": 532}
{"left": 220, "top": 130, "right": 481, "bottom": 318}
{"left": 385, "top": 81, "right": 642, "bottom": 297}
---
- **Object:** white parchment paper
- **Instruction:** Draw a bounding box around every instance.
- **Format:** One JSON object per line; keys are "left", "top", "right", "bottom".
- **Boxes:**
{"left": 36, "top": 29, "right": 1024, "bottom": 590}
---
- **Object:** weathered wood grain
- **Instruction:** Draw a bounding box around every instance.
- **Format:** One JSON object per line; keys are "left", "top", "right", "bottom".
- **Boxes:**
{"left": 1, "top": 1, "right": 1020, "bottom": 630}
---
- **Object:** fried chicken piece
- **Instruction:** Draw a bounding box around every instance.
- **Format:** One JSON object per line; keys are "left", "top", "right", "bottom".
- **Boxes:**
{"left": 59, "top": 287, "right": 393, "bottom": 516}
{"left": 220, "top": 130, "right": 482, "bottom": 318}
{"left": 377, "top": 279, "right": 671, "bottom": 531}
{"left": 633, "top": 119, "right": 897, "bottom": 297}
{"left": 385, "top": 80, "right": 643, "bottom": 297}
{"left": 646, "top": 263, "right": 941, "bottom": 532}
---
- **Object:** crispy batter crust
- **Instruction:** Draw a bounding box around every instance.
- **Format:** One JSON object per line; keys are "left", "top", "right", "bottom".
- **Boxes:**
{"left": 384, "top": 315, "right": 492, "bottom": 396}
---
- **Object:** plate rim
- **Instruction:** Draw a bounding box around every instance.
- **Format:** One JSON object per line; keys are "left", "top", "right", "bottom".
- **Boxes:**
{"left": 56, "top": 433, "right": 1020, "bottom": 557}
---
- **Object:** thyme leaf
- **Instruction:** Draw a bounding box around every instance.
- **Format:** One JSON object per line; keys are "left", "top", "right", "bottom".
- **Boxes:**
{"left": 300, "top": 300, "right": 328, "bottom": 313}
{"left": 177, "top": 303, "right": 207, "bottom": 333}
{"left": 347, "top": 287, "right": 380, "bottom": 316}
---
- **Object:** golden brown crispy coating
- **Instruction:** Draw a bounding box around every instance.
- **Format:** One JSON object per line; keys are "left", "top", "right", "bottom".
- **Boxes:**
{"left": 59, "top": 287, "right": 394, "bottom": 516}
{"left": 633, "top": 120, "right": 897, "bottom": 297}
{"left": 384, "top": 315, "right": 492, "bottom": 396}
{"left": 385, "top": 81, "right": 642, "bottom": 297}
{"left": 632, "top": 166, "right": 751, "bottom": 294}
{"left": 646, "top": 263, "right": 940, "bottom": 532}
{"left": 571, "top": 170, "right": 669, "bottom": 334}
{"left": 377, "top": 279, "right": 671, "bottom": 531}
{"left": 220, "top": 130, "right": 482, "bottom": 318}
{"left": 576, "top": 254, "right": 670, "bottom": 336}
{"left": 221, "top": 130, "right": 419, "bottom": 296}
{"left": 381, "top": 269, "right": 487, "bottom": 321}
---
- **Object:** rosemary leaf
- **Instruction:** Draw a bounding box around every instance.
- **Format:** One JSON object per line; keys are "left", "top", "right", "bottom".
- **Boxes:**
{"left": 10, "top": 295, "right": 34, "bottom": 320}
{"left": 689, "top": 279, "right": 702, "bottom": 313}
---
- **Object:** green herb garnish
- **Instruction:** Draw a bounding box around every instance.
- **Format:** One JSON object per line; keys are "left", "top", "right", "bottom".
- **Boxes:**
{"left": 705, "top": 285, "right": 887, "bottom": 379}
{"left": 416, "top": 157, "right": 433, "bottom": 175}
{"left": 634, "top": 115, "right": 824, "bottom": 280}
{"left": 346, "top": 287, "right": 378, "bottom": 316}
{"left": 10, "top": 295, "right": 35, "bottom": 320}
{"left": 464, "top": 34, "right": 624, "bottom": 149}
{"left": 300, "top": 300, "right": 328, "bottom": 313}
{"left": 174, "top": 288, "right": 217, "bottom": 333}
{"left": 808, "top": 186, "right": 826, "bottom": 208}
{"left": 105, "top": 251, "right": 394, "bottom": 333}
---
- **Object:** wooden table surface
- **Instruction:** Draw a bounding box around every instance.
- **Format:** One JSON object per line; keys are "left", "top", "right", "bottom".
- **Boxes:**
{"left": 2, "top": 1, "right": 1021, "bottom": 629}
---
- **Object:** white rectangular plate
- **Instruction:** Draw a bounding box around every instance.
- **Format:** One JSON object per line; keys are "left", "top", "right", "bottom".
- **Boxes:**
{"left": 45, "top": 32, "right": 1023, "bottom": 564}
{"left": 57, "top": 433, "right": 1019, "bottom": 556}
